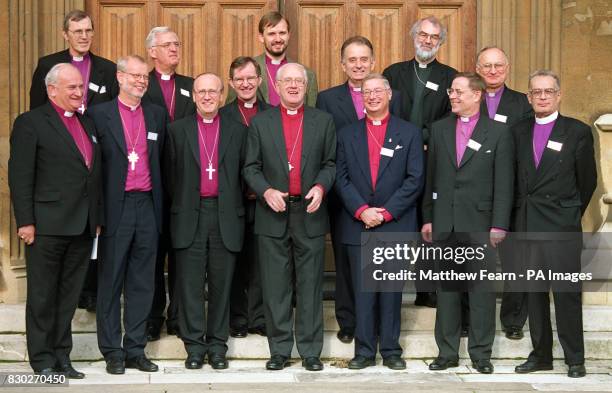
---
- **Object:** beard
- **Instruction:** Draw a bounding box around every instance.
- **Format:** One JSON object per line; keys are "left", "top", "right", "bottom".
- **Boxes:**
{"left": 265, "top": 41, "right": 287, "bottom": 57}
{"left": 415, "top": 43, "right": 440, "bottom": 62}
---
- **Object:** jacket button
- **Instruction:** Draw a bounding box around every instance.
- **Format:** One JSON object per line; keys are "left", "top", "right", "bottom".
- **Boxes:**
{"left": 545, "top": 194, "right": 550, "bottom": 198}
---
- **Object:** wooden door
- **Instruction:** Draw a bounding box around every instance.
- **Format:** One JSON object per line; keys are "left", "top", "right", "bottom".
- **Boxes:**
{"left": 283, "top": 0, "right": 477, "bottom": 91}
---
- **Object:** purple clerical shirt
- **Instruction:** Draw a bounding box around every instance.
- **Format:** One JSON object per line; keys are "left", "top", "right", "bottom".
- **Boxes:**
{"left": 532, "top": 112, "right": 558, "bottom": 167}
{"left": 50, "top": 101, "right": 93, "bottom": 169}
{"left": 485, "top": 85, "right": 504, "bottom": 120}
{"left": 155, "top": 70, "right": 176, "bottom": 121}
{"left": 71, "top": 53, "right": 91, "bottom": 111}
{"left": 348, "top": 85, "right": 366, "bottom": 120}
{"left": 118, "top": 99, "right": 152, "bottom": 191}
{"left": 265, "top": 55, "right": 287, "bottom": 107}
{"left": 456, "top": 112, "right": 480, "bottom": 166}
{"left": 197, "top": 113, "right": 220, "bottom": 197}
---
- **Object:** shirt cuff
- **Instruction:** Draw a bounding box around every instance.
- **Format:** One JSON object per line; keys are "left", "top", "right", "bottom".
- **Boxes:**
{"left": 490, "top": 227, "right": 507, "bottom": 233}
{"left": 354, "top": 204, "right": 369, "bottom": 220}
{"left": 381, "top": 209, "right": 393, "bottom": 222}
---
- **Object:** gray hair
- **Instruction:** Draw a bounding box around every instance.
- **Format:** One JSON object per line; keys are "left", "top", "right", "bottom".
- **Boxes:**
{"left": 528, "top": 69, "right": 561, "bottom": 90}
{"left": 476, "top": 46, "right": 509, "bottom": 65}
{"left": 145, "top": 26, "right": 175, "bottom": 49}
{"left": 45, "top": 63, "right": 75, "bottom": 87}
{"left": 117, "top": 55, "right": 147, "bottom": 72}
{"left": 276, "top": 63, "right": 308, "bottom": 84}
{"left": 410, "top": 16, "right": 447, "bottom": 44}
{"left": 361, "top": 73, "right": 391, "bottom": 90}
{"left": 193, "top": 72, "right": 225, "bottom": 93}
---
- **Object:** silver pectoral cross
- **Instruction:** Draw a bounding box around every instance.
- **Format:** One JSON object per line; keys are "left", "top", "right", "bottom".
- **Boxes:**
{"left": 128, "top": 150, "right": 139, "bottom": 171}
{"left": 206, "top": 162, "right": 216, "bottom": 180}
{"left": 288, "top": 162, "right": 294, "bottom": 171}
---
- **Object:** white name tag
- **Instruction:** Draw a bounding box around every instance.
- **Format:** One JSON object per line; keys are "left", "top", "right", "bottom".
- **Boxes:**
{"left": 433, "top": 192, "right": 438, "bottom": 200}
{"left": 180, "top": 88, "right": 190, "bottom": 97}
{"left": 99, "top": 85, "right": 106, "bottom": 94}
{"left": 380, "top": 147, "right": 394, "bottom": 157}
{"left": 89, "top": 82, "right": 100, "bottom": 92}
{"left": 425, "top": 81, "right": 439, "bottom": 91}
{"left": 467, "top": 139, "right": 481, "bottom": 151}
{"left": 92, "top": 135, "right": 97, "bottom": 144}
{"left": 493, "top": 114, "right": 508, "bottom": 123}
{"left": 547, "top": 140, "right": 562, "bottom": 151}
{"left": 147, "top": 132, "right": 158, "bottom": 141}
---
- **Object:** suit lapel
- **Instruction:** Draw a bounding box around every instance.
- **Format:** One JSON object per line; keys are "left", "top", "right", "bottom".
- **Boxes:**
{"left": 535, "top": 116, "right": 566, "bottom": 182}
{"left": 300, "top": 108, "right": 316, "bottom": 175}
{"left": 351, "top": 121, "right": 373, "bottom": 191}
{"left": 147, "top": 71, "right": 164, "bottom": 108}
{"left": 521, "top": 119, "right": 537, "bottom": 185}
{"left": 218, "top": 114, "right": 235, "bottom": 165}
{"left": 79, "top": 114, "right": 98, "bottom": 170}
{"left": 87, "top": 54, "right": 104, "bottom": 105}
{"left": 44, "top": 104, "right": 87, "bottom": 167}
{"left": 376, "top": 117, "right": 400, "bottom": 181}
{"left": 269, "top": 109, "right": 289, "bottom": 176}
{"left": 186, "top": 116, "right": 201, "bottom": 168}
{"left": 441, "top": 115, "right": 458, "bottom": 167}
{"left": 256, "top": 54, "right": 269, "bottom": 103}
{"left": 459, "top": 115, "right": 488, "bottom": 168}
{"left": 107, "top": 100, "right": 128, "bottom": 156}
{"left": 422, "top": 59, "right": 443, "bottom": 99}
{"left": 174, "top": 76, "right": 192, "bottom": 118}
{"left": 338, "top": 82, "right": 360, "bottom": 124}
{"left": 142, "top": 103, "right": 157, "bottom": 162}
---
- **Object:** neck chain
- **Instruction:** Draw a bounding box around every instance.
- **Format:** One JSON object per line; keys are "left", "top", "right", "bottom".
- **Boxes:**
{"left": 287, "top": 115, "right": 303, "bottom": 171}
{"left": 118, "top": 104, "right": 143, "bottom": 171}
{"left": 197, "top": 118, "right": 220, "bottom": 180}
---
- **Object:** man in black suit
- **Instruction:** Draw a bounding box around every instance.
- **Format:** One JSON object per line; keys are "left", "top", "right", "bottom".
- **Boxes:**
{"left": 143, "top": 26, "right": 195, "bottom": 342}
{"left": 29, "top": 10, "right": 118, "bottom": 313}
{"left": 165, "top": 73, "right": 247, "bottom": 370}
{"left": 422, "top": 72, "right": 514, "bottom": 374}
{"left": 243, "top": 63, "right": 336, "bottom": 371}
{"left": 475, "top": 46, "right": 534, "bottom": 341}
{"left": 220, "top": 56, "right": 271, "bottom": 339}
{"left": 88, "top": 55, "right": 167, "bottom": 375}
{"left": 335, "top": 73, "right": 424, "bottom": 370}
{"left": 316, "top": 35, "right": 403, "bottom": 344}
{"left": 9, "top": 63, "right": 103, "bottom": 378}
{"left": 513, "top": 70, "right": 596, "bottom": 378}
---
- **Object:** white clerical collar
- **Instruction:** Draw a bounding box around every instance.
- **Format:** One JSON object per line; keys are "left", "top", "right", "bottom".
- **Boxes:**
{"left": 372, "top": 120, "right": 382, "bottom": 126}
{"left": 72, "top": 56, "right": 84, "bottom": 62}
{"left": 271, "top": 58, "right": 283, "bottom": 65}
{"left": 418, "top": 62, "right": 428, "bottom": 69}
{"left": 488, "top": 92, "right": 496, "bottom": 97}
{"left": 286, "top": 109, "right": 298, "bottom": 115}
{"left": 64, "top": 111, "right": 75, "bottom": 117}
{"left": 243, "top": 101, "right": 254, "bottom": 108}
{"left": 202, "top": 117, "right": 215, "bottom": 124}
{"left": 352, "top": 87, "right": 361, "bottom": 92}
{"left": 118, "top": 98, "right": 140, "bottom": 112}
{"left": 460, "top": 116, "right": 470, "bottom": 122}
{"left": 535, "top": 111, "right": 559, "bottom": 125}
{"left": 160, "top": 73, "right": 172, "bottom": 81}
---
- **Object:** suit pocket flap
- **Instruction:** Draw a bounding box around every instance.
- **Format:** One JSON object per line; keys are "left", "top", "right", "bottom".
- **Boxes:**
{"left": 559, "top": 199, "right": 582, "bottom": 207}
{"left": 477, "top": 201, "right": 493, "bottom": 211}
{"left": 34, "top": 191, "right": 60, "bottom": 202}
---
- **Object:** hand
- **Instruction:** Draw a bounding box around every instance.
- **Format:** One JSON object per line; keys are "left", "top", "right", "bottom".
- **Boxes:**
{"left": 18, "top": 225, "right": 36, "bottom": 245}
{"left": 421, "top": 223, "right": 433, "bottom": 243}
{"left": 305, "top": 186, "right": 324, "bottom": 213}
{"left": 360, "top": 207, "right": 384, "bottom": 228}
{"left": 96, "top": 225, "right": 102, "bottom": 236}
{"left": 490, "top": 229, "right": 506, "bottom": 248}
{"left": 263, "top": 188, "right": 288, "bottom": 212}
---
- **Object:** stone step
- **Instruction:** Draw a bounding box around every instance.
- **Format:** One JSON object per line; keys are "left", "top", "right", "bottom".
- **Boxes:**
{"left": 2, "top": 302, "right": 612, "bottom": 333}
{"left": 2, "top": 330, "right": 612, "bottom": 362}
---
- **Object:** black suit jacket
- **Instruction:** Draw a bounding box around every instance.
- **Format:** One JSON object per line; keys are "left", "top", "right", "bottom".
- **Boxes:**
{"left": 511, "top": 115, "right": 596, "bottom": 233}
{"left": 164, "top": 112, "right": 247, "bottom": 252}
{"left": 481, "top": 84, "right": 533, "bottom": 127}
{"left": 8, "top": 102, "right": 103, "bottom": 236}
{"left": 243, "top": 106, "right": 336, "bottom": 238}
{"left": 335, "top": 115, "right": 424, "bottom": 245}
{"left": 88, "top": 99, "right": 167, "bottom": 236}
{"left": 315, "top": 82, "right": 404, "bottom": 131}
{"left": 383, "top": 58, "right": 457, "bottom": 141}
{"left": 219, "top": 99, "right": 272, "bottom": 126}
{"left": 30, "top": 49, "right": 118, "bottom": 110}
{"left": 422, "top": 113, "right": 514, "bottom": 233}
{"left": 142, "top": 70, "right": 196, "bottom": 122}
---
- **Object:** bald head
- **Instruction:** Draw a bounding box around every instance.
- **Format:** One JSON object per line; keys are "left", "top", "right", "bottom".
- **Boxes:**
{"left": 193, "top": 73, "right": 224, "bottom": 118}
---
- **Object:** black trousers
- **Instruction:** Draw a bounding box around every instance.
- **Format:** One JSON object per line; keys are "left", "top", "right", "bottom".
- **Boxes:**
{"left": 25, "top": 231, "right": 92, "bottom": 371}
{"left": 230, "top": 200, "right": 265, "bottom": 330}
{"left": 176, "top": 198, "right": 236, "bottom": 356}
{"left": 79, "top": 260, "right": 97, "bottom": 299}
{"left": 96, "top": 192, "right": 158, "bottom": 360}
{"left": 499, "top": 241, "right": 528, "bottom": 329}
{"left": 148, "top": 228, "right": 178, "bottom": 330}
{"left": 258, "top": 200, "right": 325, "bottom": 358}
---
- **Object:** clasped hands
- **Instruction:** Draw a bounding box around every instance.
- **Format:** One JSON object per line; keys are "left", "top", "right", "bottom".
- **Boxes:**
{"left": 360, "top": 207, "right": 386, "bottom": 229}
{"left": 263, "top": 186, "right": 323, "bottom": 213}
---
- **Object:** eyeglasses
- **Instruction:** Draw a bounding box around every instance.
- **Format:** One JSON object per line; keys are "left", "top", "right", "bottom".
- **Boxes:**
{"left": 362, "top": 88, "right": 389, "bottom": 97}
{"left": 195, "top": 89, "right": 221, "bottom": 98}
{"left": 232, "top": 76, "right": 260, "bottom": 85}
{"left": 478, "top": 62, "right": 507, "bottom": 72}
{"left": 446, "top": 88, "right": 472, "bottom": 97}
{"left": 68, "top": 29, "right": 94, "bottom": 37}
{"left": 123, "top": 72, "right": 150, "bottom": 81}
{"left": 528, "top": 89, "right": 559, "bottom": 98}
{"left": 416, "top": 31, "right": 441, "bottom": 42}
{"left": 278, "top": 78, "right": 306, "bottom": 86}
{"left": 154, "top": 41, "right": 181, "bottom": 49}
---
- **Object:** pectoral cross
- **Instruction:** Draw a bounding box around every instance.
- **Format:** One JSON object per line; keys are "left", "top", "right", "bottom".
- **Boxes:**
{"left": 206, "top": 162, "right": 216, "bottom": 180}
{"left": 128, "top": 150, "right": 139, "bottom": 171}
{"left": 288, "top": 162, "right": 294, "bottom": 171}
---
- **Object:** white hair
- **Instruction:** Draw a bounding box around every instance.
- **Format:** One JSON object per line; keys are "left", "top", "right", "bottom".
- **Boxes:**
{"left": 276, "top": 62, "right": 308, "bottom": 84}
{"left": 145, "top": 26, "right": 174, "bottom": 49}
{"left": 44, "top": 63, "right": 75, "bottom": 87}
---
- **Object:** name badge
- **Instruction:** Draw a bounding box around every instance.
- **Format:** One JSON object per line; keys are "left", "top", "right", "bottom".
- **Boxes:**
{"left": 89, "top": 82, "right": 100, "bottom": 92}
{"left": 180, "top": 88, "right": 190, "bottom": 97}
{"left": 467, "top": 139, "right": 481, "bottom": 151}
{"left": 493, "top": 114, "right": 508, "bottom": 123}
{"left": 380, "top": 147, "right": 394, "bottom": 157}
{"left": 99, "top": 85, "right": 107, "bottom": 94}
{"left": 547, "top": 140, "right": 562, "bottom": 151}
{"left": 433, "top": 192, "right": 438, "bottom": 200}
{"left": 92, "top": 135, "right": 97, "bottom": 144}
{"left": 425, "top": 81, "right": 439, "bottom": 91}
{"left": 147, "top": 132, "right": 158, "bottom": 141}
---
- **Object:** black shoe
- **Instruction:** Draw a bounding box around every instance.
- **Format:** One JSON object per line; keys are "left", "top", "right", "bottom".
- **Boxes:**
{"left": 336, "top": 328, "right": 354, "bottom": 344}
{"left": 567, "top": 364, "right": 586, "bottom": 378}
{"left": 78, "top": 295, "right": 96, "bottom": 312}
{"left": 266, "top": 355, "right": 289, "bottom": 370}
{"left": 504, "top": 326, "right": 524, "bottom": 340}
{"left": 57, "top": 363, "right": 85, "bottom": 379}
{"left": 77, "top": 296, "right": 87, "bottom": 309}
{"left": 383, "top": 355, "right": 406, "bottom": 370}
{"left": 248, "top": 325, "right": 267, "bottom": 337}
{"left": 184, "top": 353, "right": 204, "bottom": 369}
{"left": 230, "top": 326, "right": 248, "bottom": 338}
{"left": 147, "top": 323, "right": 161, "bottom": 342}
{"left": 166, "top": 324, "right": 180, "bottom": 337}
{"left": 514, "top": 360, "right": 553, "bottom": 374}
{"left": 414, "top": 292, "right": 437, "bottom": 308}
{"left": 429, "top": 357, "right": 459, "bottom": 371}
{"left": 302, "top": 357, "right": 323, "bottom": 371}
{"left": 105, "top": 358, "right": 125, "bottom": 375}
{"left": 461, "top": 326, "right": 469, "bottom": 337}
{"left": 208, "top": 353, "right": 229, "bottom": 370}
{"left": 125, "top": 356, "right": 159, "bottom": 372}
{"left": 35, "top": 367, "right": 57, "bottom": 377}
{"left": 472, "top": 359, "right": 494, "bottom": 374}
{"left": 348, "top": 355, "right": 376, "bottom": 369}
